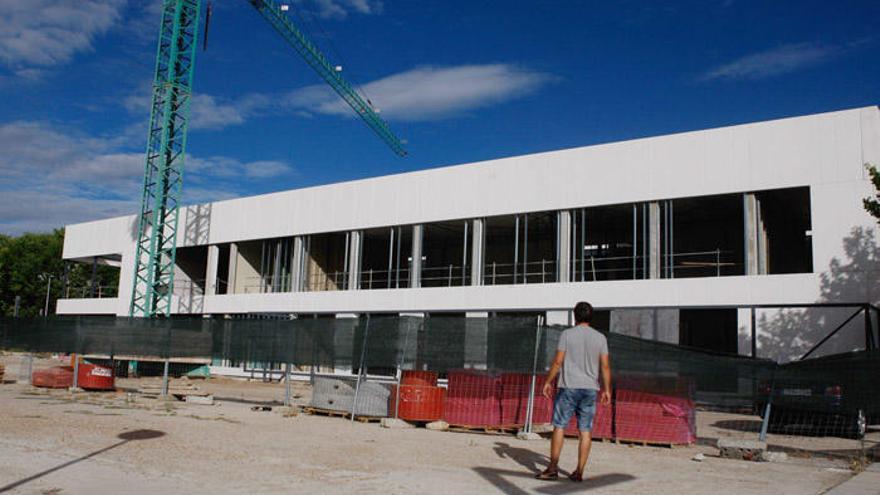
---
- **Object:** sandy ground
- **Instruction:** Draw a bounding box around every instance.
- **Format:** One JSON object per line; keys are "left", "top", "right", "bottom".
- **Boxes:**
{"left": 0, "top": 354, "right": 870, "bottom": 495}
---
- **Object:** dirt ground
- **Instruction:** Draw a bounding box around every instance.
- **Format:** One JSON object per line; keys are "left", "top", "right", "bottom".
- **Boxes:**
{"left": 0, "top": 354, "right": 870, "bottom": 495}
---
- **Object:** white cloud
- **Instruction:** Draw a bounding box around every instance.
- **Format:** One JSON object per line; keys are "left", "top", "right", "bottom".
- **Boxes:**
{"left": 122, "top": 64, "right": 555, "bottom": 132}
{"left": 189, "top": 94, "right": 248, "bottom": 130}
{"left": 0, "top": 0, "right": 125, "bottom": 75}
{"left": 124, "top": 93, "right": 264, "bottom": 131}
{"left": 309, "top": 0, "right": 383, "bottom": 19}
{"left": 282, "top": 64, "right": 555, "bottom": 121}
{"left": 0, "top": 121, "right": 295, "bottom": 234}
{"left": 699, "top": 42, "right": 842, "bottom": 82}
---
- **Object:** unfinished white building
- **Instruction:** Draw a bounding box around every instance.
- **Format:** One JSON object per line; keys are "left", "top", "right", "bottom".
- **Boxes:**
{"left": 58, "top": 106, "right": 880, "bottom": 363}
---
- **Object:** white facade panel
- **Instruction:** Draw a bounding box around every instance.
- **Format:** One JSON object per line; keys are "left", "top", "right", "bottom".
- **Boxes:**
{"left": 56, "top": 105, "right": 880, "bottom": 362}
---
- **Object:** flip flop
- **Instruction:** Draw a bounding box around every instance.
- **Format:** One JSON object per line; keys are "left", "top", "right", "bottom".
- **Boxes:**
{"left": 568, "top": 470, "right": 584, "bottom": 482}
{"left": 535, "top": 469, "right": 559, "bottom": 480}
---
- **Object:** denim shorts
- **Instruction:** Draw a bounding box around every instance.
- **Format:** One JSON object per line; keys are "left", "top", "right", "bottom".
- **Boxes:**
{"left": 552, "top": 388, "right": 598, "bottom": 432}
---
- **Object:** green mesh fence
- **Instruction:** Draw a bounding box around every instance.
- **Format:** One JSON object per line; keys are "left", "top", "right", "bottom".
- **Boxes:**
{"left": 2, "top": 315, "right": 878, "bottom": 457}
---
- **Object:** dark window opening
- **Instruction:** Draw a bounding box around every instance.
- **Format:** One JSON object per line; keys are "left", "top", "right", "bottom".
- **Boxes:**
{"left": 757, "top": 187, "right": 813, "bottom": 274}
{"left": 422, "top": 221, "right": 470, "bottom": 288}
{"left": 671, "top": 194, "right": 745, "bottom": 278}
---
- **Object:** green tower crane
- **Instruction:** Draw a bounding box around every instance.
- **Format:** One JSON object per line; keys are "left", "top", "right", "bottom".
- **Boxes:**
{"left": 130, "top": 0, "right": 406, "bottom": 318}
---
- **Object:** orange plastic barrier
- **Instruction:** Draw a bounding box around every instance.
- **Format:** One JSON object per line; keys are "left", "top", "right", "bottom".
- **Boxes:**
{"left": 77, "top": 363, "right": 115, "bottom": 391}
{"left": 389, "top": 384, "right": 446, "bottom": 422}
{"left": 32, "top": 366, "right": 74, "bottom": 388}
{"left": 401, "top": 370, "right": 438, "bottom": 387}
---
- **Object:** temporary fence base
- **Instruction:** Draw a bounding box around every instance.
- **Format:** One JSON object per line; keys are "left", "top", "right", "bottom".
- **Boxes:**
{"left": 447, "top": 423, "right": 520, "bottom": 435}
{"left": 302, "top": 406, "right": 385, "bottom": 423}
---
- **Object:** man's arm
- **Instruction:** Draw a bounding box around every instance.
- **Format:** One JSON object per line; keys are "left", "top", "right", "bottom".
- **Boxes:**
{"left": 599, "top": 353, "right": 611, "bottom": 404}
{"left": 542, "top": 350, "right": 565, "bottom": 399}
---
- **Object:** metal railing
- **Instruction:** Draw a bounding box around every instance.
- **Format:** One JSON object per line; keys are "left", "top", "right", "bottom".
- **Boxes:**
{"left": 234, "top": 249, "right": 741, "bottom": 294}
{"left": 64, "top": 285, "right": 119, "bottom": 299}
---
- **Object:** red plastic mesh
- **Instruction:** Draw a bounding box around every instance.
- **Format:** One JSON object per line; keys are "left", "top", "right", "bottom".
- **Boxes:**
{"left": 443, "top": 370, "right": 502, "bottom": 427}
{"left": 500, "top": 373, "right": 552, "bottom": 426}
{"left": 614, "top": 389, "right": 696, "bottom": 445}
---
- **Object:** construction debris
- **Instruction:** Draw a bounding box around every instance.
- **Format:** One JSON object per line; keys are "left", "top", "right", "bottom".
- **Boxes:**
{"left": 717, "top": 438, "right": 766, "bottom": 461}
{"left": 426, "top": 420, "right": 449, "bottom": 431}
{"left": 516, "top": 430, "right": 541, "bottom": 441}
{"left": 185, "top": 395, "right": 215, "bottom": 406}
{"left": 380, "top": 418, "right": 414, "bottom": 429}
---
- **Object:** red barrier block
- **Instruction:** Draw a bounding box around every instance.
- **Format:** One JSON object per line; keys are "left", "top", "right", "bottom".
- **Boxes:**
{"left": 32, "top": 366, "right": 74, "bottom": 389}
{"left": 444, "top": 370, "right": 502, "bottom": 427}
{"left": 389, "top": 384, "right": 446, "bottom": 422}
{"left": 78, "top": 363, "right": 115, "bottom": 391}
{"left": 614, "top": 389, "right": 696, "bottom": 445}
{"left": 401, "top": 370, "right": 438, "bottom": 387}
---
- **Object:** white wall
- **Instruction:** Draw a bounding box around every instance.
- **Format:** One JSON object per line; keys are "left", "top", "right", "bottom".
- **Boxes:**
{"left": 58, "top": 106, "right": 880, "bottom": 361}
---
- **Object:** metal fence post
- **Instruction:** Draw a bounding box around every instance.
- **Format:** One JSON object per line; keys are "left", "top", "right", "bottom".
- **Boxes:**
{"left": 524, "top": 316, "right": 544, "bottom": 435}
{"left": 284, "top": 362, "right": 291, "bottom": 407}
{"left": 351, "top": 315, "right": 371, "bottom": 423}
{"left": 161, "top": 324, "right": 171, "bottom": 397}
{"left": 161, "top": 360, "right": 170, "bottom": 397}
{"left": 759, "top": 377, "right": 773, "bottom": 442}
{"left": 394, "top": 317, "right": 417, "bottom": 420}
{"left": 71, "top": 324, "right": 81, "bottom": 390}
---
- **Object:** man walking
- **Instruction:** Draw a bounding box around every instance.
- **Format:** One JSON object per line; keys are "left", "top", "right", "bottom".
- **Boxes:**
{"left": 536, "top": 301, "right": 611, "bottom": 482}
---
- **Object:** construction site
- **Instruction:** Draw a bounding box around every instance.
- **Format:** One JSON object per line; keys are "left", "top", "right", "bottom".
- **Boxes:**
{"left": 2, "top": 0, "right": 880, "bottom": 494}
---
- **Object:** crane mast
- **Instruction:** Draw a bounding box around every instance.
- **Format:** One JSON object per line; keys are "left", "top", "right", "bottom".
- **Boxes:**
{"left": 130, "top": 0, "right": 405, "bottom": 318}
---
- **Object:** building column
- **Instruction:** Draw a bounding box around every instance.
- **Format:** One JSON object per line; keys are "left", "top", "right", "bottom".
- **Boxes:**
{"left": 227, "top": 242, "right": 238, "bottom": 294}
{"left": 411, "top": 224, "right": 423, "bottom": 288}
{"left": 470, "top": 219, "right": 484, "bottom": 286}
{"left": 744, "top": 193, "right": 768, "bottom": 275}
{"left": 649, "top": 202, "right": 661, "bottom": 279}
{"left": 205, "top": 245, "right": 219, "bottom": 296}
{"left": 291, "top": 236, "right": 305, "bottom": 292}
{"left": 465, "top": 312, "right": 489, "bottom": 370}
{"left": 347, "top": 230, "right": 362, "bottom": 290}
{"left": 557, "top": 210, "right": 571, "bottom": 283}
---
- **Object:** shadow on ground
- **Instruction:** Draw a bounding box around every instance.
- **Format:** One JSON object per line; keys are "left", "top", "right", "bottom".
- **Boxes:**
{"left": 482, "top": 442, "right": 636, "bottom": 494}
{"left": 0, "top": 429, "right": 165, "bottom": 493}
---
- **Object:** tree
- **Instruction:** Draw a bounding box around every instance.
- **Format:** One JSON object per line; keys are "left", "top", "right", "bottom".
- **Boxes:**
{"left": 0, "top": 229, "right": 119, "bottom": 317}
{"left": 863, "top": 163, "right": 880, "bottom": 222}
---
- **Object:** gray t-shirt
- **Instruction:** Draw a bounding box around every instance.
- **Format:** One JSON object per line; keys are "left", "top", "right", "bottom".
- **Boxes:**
{"left": 557, "top": 325, "right": 608, "bottom": 390}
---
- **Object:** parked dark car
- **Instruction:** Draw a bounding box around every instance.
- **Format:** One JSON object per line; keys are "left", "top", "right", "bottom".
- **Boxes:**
{"left": 753, "top": 350, "right": 879, "bottom": 439}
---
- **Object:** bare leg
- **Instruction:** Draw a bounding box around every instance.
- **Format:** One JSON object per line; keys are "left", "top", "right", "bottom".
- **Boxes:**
{"left": 549, "top": 427, "right": 565, "bottom": 469}
{"left": 536, "top": 427, "right": 566, "bottom": 479}
{"left": 575, "top": 430, "right": 593, "bottom": 478}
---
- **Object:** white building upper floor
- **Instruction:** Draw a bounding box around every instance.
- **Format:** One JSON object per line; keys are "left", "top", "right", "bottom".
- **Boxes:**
{"left": 56, "top": 106, "right": 880, "bottom": 360}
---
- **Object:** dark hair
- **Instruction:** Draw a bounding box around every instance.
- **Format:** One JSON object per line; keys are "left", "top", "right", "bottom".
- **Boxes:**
{"left": 573, "top": 301, "right": 593, "bottom": 324}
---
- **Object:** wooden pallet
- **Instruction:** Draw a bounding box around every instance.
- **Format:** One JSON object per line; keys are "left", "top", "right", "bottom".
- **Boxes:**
{"left": 447, "top": 423, "right": 520, "bottom": 435}
{"left": 302, "top": 406, "right": 384, "bottom": 423}
{"left": 613, "top": 437, "right": 691, "bottom": 449}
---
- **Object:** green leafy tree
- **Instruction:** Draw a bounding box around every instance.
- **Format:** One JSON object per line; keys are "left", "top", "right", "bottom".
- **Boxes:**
{"left": 0, "top": 229, "right": 120, "bottom": 317}
{"left": 864, "top": 163, "right": 880, "bottom": 222}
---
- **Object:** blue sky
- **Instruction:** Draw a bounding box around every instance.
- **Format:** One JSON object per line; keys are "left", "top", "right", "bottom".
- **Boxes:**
{"left": 1, "top": 0, "right": 879, "bottom": 234}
